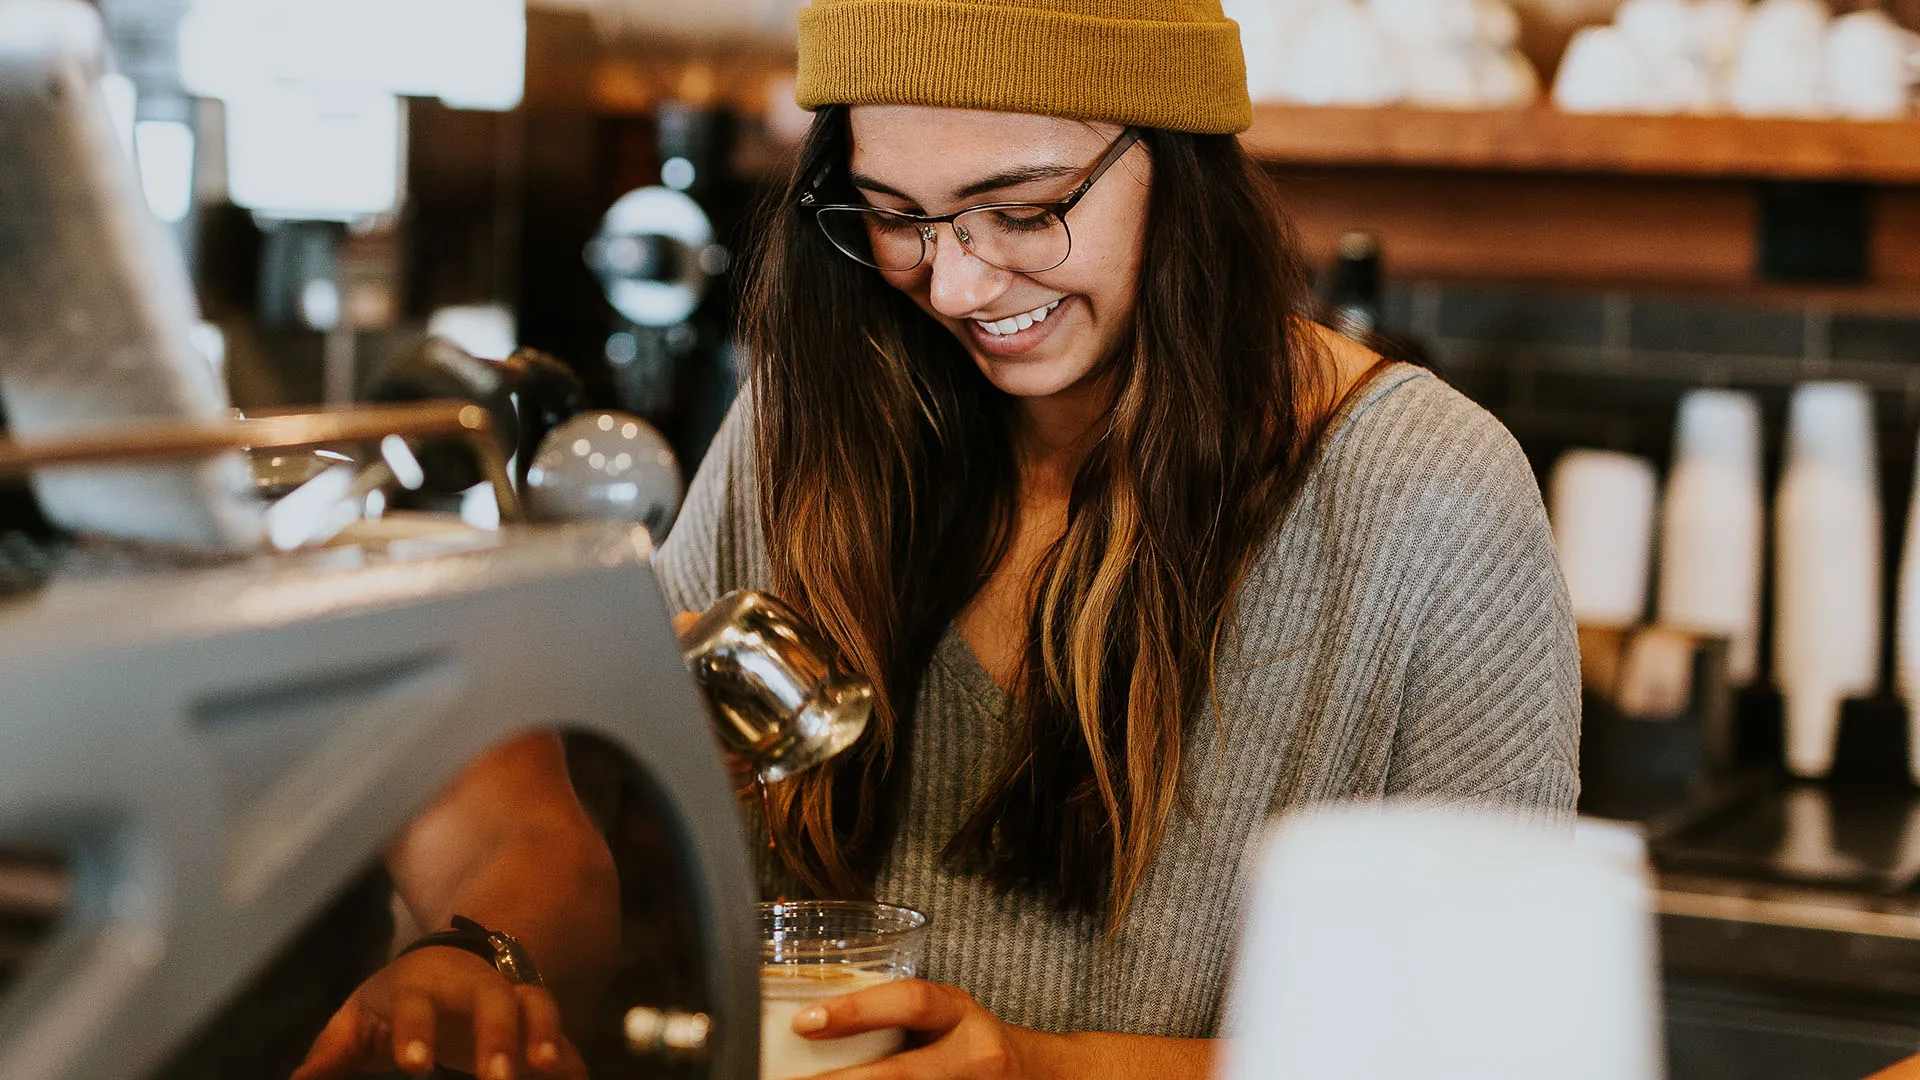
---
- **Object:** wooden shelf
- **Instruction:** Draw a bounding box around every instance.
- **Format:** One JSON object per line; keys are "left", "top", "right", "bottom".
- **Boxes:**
{"left": 1245, "top": 106, "right": 1920, "bottom": 309}
{"left": 1244, "top": 105, "right": 1920, "bottom": 185}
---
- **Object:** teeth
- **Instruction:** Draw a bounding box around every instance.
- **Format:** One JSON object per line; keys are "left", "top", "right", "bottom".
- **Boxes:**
{"left": 975, "top": 299, "right": 1062, "bottom": 336}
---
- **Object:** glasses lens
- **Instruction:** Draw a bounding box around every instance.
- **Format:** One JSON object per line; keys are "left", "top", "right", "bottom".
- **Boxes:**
{"left": 954, "top": 206, "right": 1070, "bottom": 273}
{"left": 815, "top": 208, "right": 925, "bottom": 271}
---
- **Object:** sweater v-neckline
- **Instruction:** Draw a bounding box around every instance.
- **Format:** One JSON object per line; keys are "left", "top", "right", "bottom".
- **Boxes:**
{"left": 936, "top": 622, "right": 1012, "bottom": 714}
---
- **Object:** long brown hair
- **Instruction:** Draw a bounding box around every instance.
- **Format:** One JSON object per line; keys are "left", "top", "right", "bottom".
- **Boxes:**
{"left": 742, "top": 106, "right": 1332, "bottom": 927}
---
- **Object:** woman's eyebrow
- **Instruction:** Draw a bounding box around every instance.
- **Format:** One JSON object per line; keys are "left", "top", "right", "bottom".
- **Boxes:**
{"left": 848, "top": 162, "right": 1082, "bottom": 206}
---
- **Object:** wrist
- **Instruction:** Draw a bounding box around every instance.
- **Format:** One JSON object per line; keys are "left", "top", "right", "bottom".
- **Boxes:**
{"left": 1008, "top": 1025, "right": 1072, "bottom": 1080}
{"left": 399, "top": 915, "right": 544, "bottom": 987}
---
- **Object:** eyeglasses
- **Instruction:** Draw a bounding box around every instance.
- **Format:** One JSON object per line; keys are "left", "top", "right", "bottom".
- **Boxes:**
{"left": 800, "top": 128, "right": 1144, "bottom": 275}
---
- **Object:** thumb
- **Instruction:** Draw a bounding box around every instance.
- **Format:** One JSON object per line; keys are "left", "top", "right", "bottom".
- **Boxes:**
{"left": 672, "top": 610, "right": 699, "bottom": 636}
{"left": 291, "top": 1001, "right": 373, "bottom": 1080}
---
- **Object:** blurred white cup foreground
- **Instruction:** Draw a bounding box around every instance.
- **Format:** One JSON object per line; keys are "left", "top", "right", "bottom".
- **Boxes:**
{"left": 1549, "top": 449, "right": 1659, "bottom": 628}
{"left": 1220, "top": 806, "right": 1663, "bottom": 1080}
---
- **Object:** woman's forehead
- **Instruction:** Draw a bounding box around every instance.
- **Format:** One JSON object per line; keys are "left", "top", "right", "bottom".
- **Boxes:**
{"left": 847, "top": 106, "right": 1121, "bottom": 204}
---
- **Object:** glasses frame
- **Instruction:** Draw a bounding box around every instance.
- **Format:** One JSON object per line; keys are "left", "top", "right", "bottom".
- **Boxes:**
{"left": 800, "top": 127, "right": 1145, "bottom": 274}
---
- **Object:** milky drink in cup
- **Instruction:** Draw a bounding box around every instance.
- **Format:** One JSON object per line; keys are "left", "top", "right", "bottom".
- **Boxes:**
{"left": 760, "top": 900, "right": 929, "bottom": 1080}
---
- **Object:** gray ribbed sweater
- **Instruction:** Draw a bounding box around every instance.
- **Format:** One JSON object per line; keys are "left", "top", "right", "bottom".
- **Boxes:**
{"left": 653, "top": 364, "right": 1580, "bottom": 1039}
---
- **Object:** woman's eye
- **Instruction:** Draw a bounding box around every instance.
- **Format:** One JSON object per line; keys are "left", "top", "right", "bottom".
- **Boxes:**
{"left": 869, "top": 215, "right": 921, "bottom": 235}
{"left": 988, "top": 208, "right": 1056, "bottom": 233}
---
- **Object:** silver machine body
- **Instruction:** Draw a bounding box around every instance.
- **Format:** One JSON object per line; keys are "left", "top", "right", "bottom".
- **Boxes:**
{"left": 0, "top": 524, "right": 761, "bottom": 1078}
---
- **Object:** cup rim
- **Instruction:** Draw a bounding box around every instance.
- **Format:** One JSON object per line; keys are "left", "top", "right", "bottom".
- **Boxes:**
{"left": 759, "top": 899, "right": 929, "bottom": 963}
{"left": 759, "top": 899, "right": 928, "bottom": 931}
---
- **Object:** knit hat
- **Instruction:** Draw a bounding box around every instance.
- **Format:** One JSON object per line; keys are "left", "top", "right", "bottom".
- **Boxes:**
{"left": 794, "top": 0, "right": 1253, "bottom": 135}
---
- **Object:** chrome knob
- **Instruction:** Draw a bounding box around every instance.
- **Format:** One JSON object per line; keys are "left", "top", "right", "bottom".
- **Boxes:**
{"left": 624, "top": 1005, "right": 712, "bottom": 1060}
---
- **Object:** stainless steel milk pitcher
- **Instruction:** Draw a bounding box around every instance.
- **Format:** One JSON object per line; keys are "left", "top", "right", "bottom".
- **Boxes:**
{"left": 678, "top": 590, "right": 874, "bottom": 781}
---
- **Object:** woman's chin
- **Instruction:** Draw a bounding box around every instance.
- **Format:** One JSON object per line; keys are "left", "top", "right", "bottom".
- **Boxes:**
{"left": 973, "top": 356, "right": 1090, "bottom": 400}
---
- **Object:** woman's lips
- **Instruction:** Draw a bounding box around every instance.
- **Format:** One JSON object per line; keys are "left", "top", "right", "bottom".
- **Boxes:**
{"left": 965, "top": 297, "right": 1071, "bottom": 358}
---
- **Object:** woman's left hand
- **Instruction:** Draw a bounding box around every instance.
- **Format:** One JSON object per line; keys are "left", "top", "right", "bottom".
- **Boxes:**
{"left": 795, "top": 978, "right": 1043, "bottom": 1080}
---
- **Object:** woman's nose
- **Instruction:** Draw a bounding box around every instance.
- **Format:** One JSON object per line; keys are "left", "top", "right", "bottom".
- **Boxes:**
{"left": 924, "top": 223, "right": 1010, "bottom": 320}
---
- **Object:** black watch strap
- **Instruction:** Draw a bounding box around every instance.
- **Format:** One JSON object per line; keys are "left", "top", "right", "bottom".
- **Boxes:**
{"left": 400, "top": 915, "right": 544, "bottom": 987}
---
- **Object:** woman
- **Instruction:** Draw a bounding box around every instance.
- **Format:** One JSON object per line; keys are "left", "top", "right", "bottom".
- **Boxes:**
{"left": 651, "top": 0, "right": 1580, "bottom": 1074}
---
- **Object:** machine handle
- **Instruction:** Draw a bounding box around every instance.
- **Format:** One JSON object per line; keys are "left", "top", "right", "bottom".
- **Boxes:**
{"left": 0, "top": 401, "right": 523, "bottom": 521}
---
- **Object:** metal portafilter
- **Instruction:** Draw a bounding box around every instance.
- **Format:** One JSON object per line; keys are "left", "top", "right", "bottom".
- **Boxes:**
{"left": 678, "top": 590, "right": 874, "bottom": 783}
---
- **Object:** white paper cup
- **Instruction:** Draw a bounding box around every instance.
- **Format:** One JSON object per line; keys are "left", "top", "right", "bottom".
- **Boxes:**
{"left": 760, "top": 900, "right": 928, "bottom": 1080}
{"left": 1549, "top": 449, "right": 1659, "bottom": 629}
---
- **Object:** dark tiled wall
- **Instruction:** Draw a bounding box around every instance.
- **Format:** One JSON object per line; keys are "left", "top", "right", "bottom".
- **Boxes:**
{"left": 1378, "top": 284, "right": 1920, "bottom": 496}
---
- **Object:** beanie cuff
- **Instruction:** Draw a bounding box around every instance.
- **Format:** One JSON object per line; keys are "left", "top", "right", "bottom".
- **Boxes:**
{"left": 795, "top": 0, "right": 1252, "bottom": 135}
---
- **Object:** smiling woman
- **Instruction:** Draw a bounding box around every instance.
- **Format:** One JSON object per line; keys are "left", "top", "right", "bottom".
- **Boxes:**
{"left": 650, "top": 0, "right": 1581, "bottom": 1076}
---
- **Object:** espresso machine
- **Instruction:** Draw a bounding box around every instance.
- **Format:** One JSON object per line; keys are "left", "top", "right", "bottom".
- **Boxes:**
{"left": 0, "top": 5, "right": 774, "bottom": 1073}
{"left": 0, "top": 459, "right": 767, "bottom": 1080}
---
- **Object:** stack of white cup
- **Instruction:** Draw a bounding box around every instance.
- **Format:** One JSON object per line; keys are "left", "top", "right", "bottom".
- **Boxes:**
{"left": 1657, "top": 389, "right": 1765, "bottom": 684}
{"left": 1774, "top": 381, "right": 1882, "bottom": 780}
{"left": 1549, "top": 449, "right": 1660, "bottom": 629}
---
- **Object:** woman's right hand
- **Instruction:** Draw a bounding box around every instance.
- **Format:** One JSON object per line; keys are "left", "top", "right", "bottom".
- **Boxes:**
{"left": 676, "top": 609, "right": 759, "bottom": 793}
{"left": 291, "top": 947, "right": 586, "bottom": 1080}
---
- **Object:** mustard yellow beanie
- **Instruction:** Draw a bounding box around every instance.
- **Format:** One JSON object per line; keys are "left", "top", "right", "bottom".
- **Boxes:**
{"left": 794, "top": 0, "right": 1253, "bottom": 135}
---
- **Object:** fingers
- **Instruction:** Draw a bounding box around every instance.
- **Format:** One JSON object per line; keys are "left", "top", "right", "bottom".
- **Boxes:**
{"left": 389, "top": 990, "right": 437, "bottom": 1076}
{"left": 290, "top": 1002, "right": 373, "bottom": 1080}
{"left": 795, "top": 979, "right": 968, "bottom": 1039}
{"left": 471, "top": 978, "right": 525, "bottom": 1080}
{"left": 804, "top": 1042, "right": 976, "bottom": 1080}
{"left": 549, "top": 1039, "right": 591, "bottom": 1080}
{"left": 514, "top": 985, "right": 566, "bottom": 1075}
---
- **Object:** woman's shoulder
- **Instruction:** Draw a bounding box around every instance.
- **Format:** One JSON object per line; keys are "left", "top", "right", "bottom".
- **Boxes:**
{"left": 1270, "top": 362, "right": 1551, "bottom": 586}
{"left": 1317, "top": 364, "right": 1539, "bottom": 515}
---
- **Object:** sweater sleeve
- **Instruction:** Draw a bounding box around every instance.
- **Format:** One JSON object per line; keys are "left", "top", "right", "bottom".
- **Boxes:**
{"left": 651, "top": 395, "right": 766, "bottom": 617}
{"left": 1385, "top": 402, "right": 1581, "bottom": 823}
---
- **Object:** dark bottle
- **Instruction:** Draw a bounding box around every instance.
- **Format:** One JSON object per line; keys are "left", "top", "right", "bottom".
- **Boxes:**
{"left": 1323, "top": 231, "right": 1383, "bottom": 342}
{"left": 1319, "top": 231, "right": 1430, "bottom": 367}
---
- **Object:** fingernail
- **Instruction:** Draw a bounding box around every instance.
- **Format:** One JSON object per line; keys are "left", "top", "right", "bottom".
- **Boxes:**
{"left": 402, "top": 1040, "right": 431, "bottom": 1069}
{"left": 530, "top": 1042, "right": 559, "bottom": 1067}
{"left": 792, "top": 1005, "right": 828, "bottom": 1034}
{"left": 488, "top": 1052, "right": 513, "bottom": 1080}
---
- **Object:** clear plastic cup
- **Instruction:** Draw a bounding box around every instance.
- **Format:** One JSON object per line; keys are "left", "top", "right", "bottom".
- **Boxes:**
{"left": 759, "top": 900, "right": 929, "bottom": 1080}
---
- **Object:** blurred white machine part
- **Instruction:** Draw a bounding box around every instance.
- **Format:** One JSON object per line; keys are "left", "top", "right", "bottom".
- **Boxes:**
{"left": 1657, "top": 389, "right": 1764, "bottom": 683}
{"left": 222, "top": 86, "right": 404, "bottom": 221}
{"left": 1548, "top": 449, "right": 1659, "bottom": 628}
{"left": 1220, "top": 806, "right": 1664, "bottom": 1080}
{"left": 0, "top": 0, "right": 260, "bottom": 548}
{"left": 178, "top": 0, "right": 525, "bottom": 111}
{"left": 179, "top": 0, "right": 524, "bottom": 220}
{"left": 426, "top": 305, "right": 520, "bottom": 362}
{"left": 1775, "top": 381, "right": 1882, "bottom": 779}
